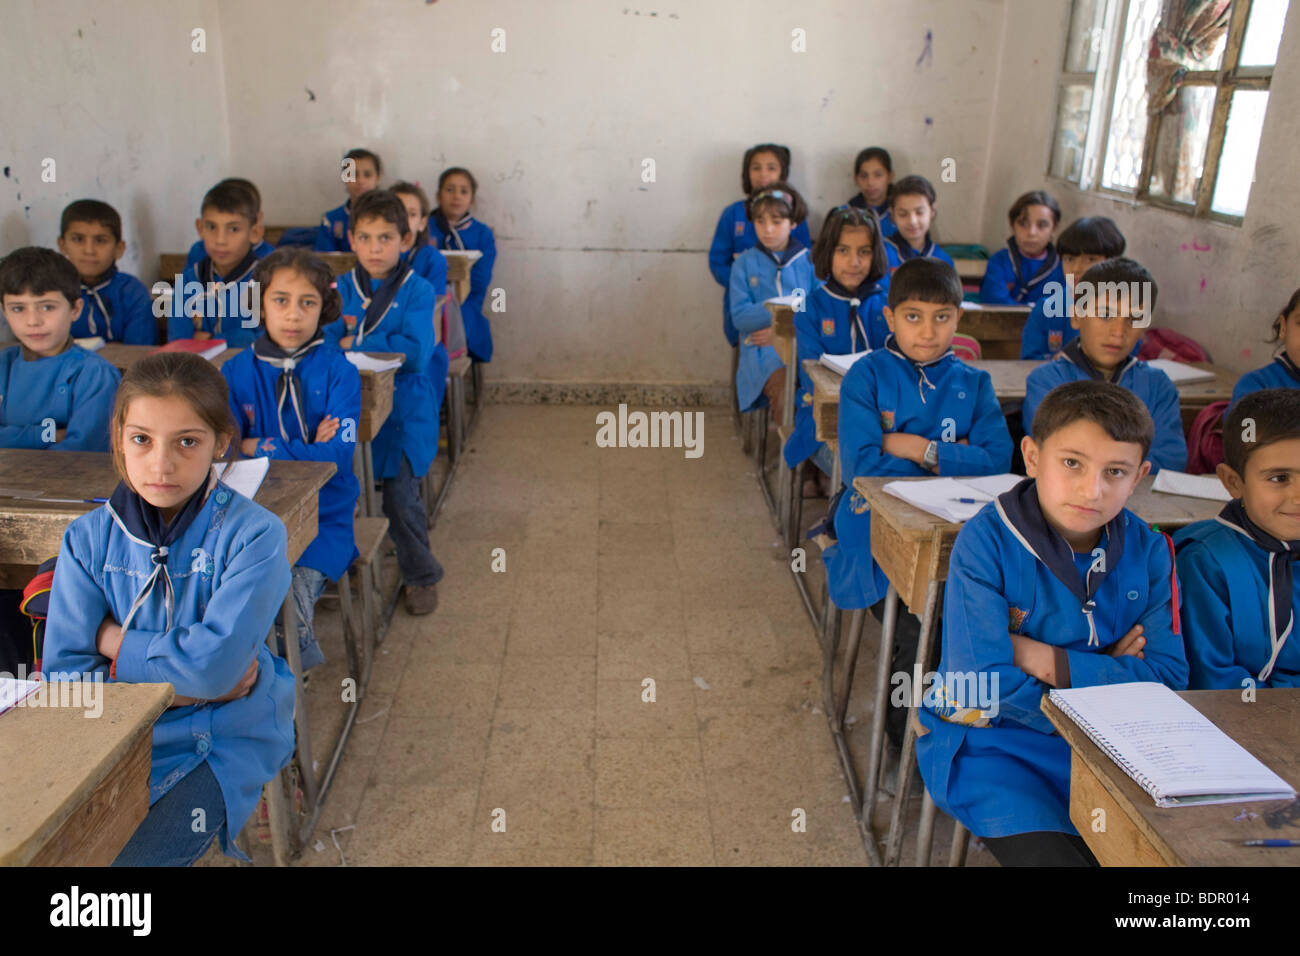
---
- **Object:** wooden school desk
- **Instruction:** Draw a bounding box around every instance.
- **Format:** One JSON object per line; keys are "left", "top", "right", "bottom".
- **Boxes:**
{"left": 156, "top": 252, "right": 356, "bottom": 284}
{"left": 441, "top": 251, "right": 473, "bottom": 305}
{"left": 0, "top": 450, "right": 334, "bottom": 865}
{"left": 1042, "top": 689, "right": 1300, "bottom": 866}
{"left": 838, "top": 474, "right": 1224, "bottom": 866}
{"left": 806, "top": 358, "right": 1237, "bottom": 440}
{"left": 1, "top": 681, "right": 174, "bottom": 866}
{"left": 767, "top": 301, "right": 800, "bottom": 544}
{"left": 97, "top": 344, "right": 399, "bottom": 519}
{"left": 958, "top": 304, "right": 1031, "bottom": 360}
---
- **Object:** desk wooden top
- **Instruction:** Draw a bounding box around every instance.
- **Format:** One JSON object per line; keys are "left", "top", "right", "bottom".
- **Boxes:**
{"left": 0, "top": 681, "right": 173, "bottom": 866}
{"left": 767, "top": 301, "right": 797, "bottom": 366}
{"left": 158, "top": 251, "right": 356, "bottom": 284}
{"left": 1042, "top": 689, "right": 1300, "bottom": 866}
{"left": 0, "top": 451, "right": 335, "bottom": 583}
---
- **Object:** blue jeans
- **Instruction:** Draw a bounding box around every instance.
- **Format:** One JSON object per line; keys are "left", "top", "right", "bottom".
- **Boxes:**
{"left": 112, "top": 760, "right": 227, "bottom": 867}
{"left": 275, "top": 565, "right": 327, "bottom": 670}
{"left": 381, "top": 455, "right": 444, "bottom": 588}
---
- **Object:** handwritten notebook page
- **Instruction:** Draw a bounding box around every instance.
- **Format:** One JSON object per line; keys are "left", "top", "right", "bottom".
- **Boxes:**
{"left": 1049, "top": 683, "right": 1295, "bottom": 807}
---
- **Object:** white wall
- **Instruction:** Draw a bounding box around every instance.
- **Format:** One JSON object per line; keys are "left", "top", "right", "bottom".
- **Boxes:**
{"left": 983, "top": 0, "right": 1300, "bottom": 375}
{"left": 215, "top": 0, "right": 1010, "bottom": 386}
{"left": 0, "top": 0, "right": 231, "bottom": 280}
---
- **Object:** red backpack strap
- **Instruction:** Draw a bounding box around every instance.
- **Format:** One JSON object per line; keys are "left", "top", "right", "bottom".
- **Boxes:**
{"left": 1159, "top": 529, "right": 1181, "bottom": 636}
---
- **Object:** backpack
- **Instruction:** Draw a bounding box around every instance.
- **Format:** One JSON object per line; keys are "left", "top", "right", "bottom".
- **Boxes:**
{"left": 951, "top": 334, "right": 982, "bottom": 362}
{"left": 19, "top": 557, "right": 57, "bottom": 673}
{"left": 442, "top": 293, "right": 468, "bottom": 360}
{"left": 1186, "top": 400, "right": 1230, "bottom": 475}
{"left": 1139, "top": 327, "right": 1210, "bottom": 364}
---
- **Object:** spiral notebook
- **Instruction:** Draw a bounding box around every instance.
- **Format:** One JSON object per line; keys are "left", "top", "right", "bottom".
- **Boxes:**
{"left": 1048, "top": 683, "right": 1295, "bottom": 808}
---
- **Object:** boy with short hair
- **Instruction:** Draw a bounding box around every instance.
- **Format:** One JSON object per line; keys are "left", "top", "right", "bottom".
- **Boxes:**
{"left": 1020, "top": 216, "right": 1127, "bottom": 360}
{"left": 56, "top": 199, "right": 156, "bottom": 344}
{"left": 171, "top": 181, "right": 269, "bottom": 347}
{"left": 824, "top": 257, "right": 1013, "bottom": 745}
{"left": 917, "top": 380, "right": 1189, "bottom": 867}
{"left": 185, "top": 178, "right": 275, "bottom": 267}
{"left": 323, "top": 189, "right": 445, "bottom": 616}
{"left": 1022, "top": 258, "right": 1186, "bottom": 473}
{"left": 0, "top": 247, "right": 121, "bottom": 451}
{"left": 1175, "top": 389, "right": 1300, "bottom": 689}
{"left": 315, "top": 148, "right": 382, "bottom": 253}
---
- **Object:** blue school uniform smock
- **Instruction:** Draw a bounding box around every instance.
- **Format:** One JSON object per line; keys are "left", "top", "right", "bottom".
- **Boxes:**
{"left": 170, "top": 250, "right": 264, "bottom": 348}
{"left": 324, "top": 268, "right": 441, "bottom": 479}
{"left": 1022, "top": 344, "right": 1187, "bottom": 473}
{"left": 1174, "top": 518, "right": 1300, "bottom": 689}
{"left": 42, "top": 481, "right": 296, "bottom": 861}
{"left": 916, "top": 495, "right": 1188, "bottom": 838}
{"left": 1020, "top": 287, "right": 1142, "bottom": 360}
{"left": 845, "top": 194, "right": 896, "bottom": 238}
{"left": 784, "top": 279, "right": 887, "bottom": 468}
{"left": 0, "top": 344, "right": 120, "bottom": 451}
{"left": 222, "top": 343, "right": 361, "bottom": 581}
{"left": 729, "top": 241, "right": 815, "bottom": 414}
{"left": 404, "top": 242, "right": 449, "bottom": 297}
{"left": 73, "top": 267, "right": 157, "bottom": 344}
{"left": 822, "top": 340, "right": 1013, "bottom": 609}
{"left": 883, "top": 235, "right": 954, "bottom": 276}
{"left": 980, "top": 239, "right": 1064, "bottom": 305}
{"left": 314, "top": 201, "right": 352, "bottom": 253}
{"left": 709, "top": 200, "right": 814, "bottom": 347}
{"left": 185, "top": 239, "right": 275, "bottom": 269}
{"left": 1229, "top": 352, "right": 1300, "bottom": 410}
{"left": 428, "top": 212, "right": 497, "bottom": 363}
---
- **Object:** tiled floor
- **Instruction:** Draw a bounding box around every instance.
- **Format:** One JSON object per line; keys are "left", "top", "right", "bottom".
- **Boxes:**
{"left": 202, "top": 403, "right": 994, "bottom": 866}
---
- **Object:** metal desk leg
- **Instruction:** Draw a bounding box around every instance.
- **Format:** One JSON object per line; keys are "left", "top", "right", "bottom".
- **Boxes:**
{"left": 917, "top": 790, "right": 939, "bottom": 866}
{"left": 860, "top": 584, "right": 898, "bottom": 845}
{"left": 885, "top": 579, "right": 943, "bottom": 866}
{"left": 360, "top": 442, "right": 378, "bottom": 518}
{"left": 281, "top": 591, "right": 319, "bottom": 817}
{"left": 949, "top": 823, "right": 971, "bottom": 867}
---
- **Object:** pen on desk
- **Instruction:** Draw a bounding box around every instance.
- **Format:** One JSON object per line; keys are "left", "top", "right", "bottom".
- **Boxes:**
{"left": 1243, "top": 839, "right": 1300, "bottom": 847}
{"left": 949, "top": 497, "right": 990, "bottom": 505}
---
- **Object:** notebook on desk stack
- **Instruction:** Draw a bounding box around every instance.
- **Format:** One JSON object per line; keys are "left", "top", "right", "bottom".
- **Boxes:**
{"left": 153, "top": 338, "right": 228, "bottom": 360}
{"left": 1048, "top": 683, "right": 1295, "bottom": 808}
{"left": 819, "top": 351, "right": 870, "bottom": 376}
{"left": 881, "top": 473, "right": 1023, "bottom": 523}
{"left": 1147, "top": 359, "right": 1216, "bottom": 384}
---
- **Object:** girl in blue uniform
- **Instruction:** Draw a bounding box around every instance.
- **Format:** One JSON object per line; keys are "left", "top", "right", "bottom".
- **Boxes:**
{"left": 845, "top": 147, "right": 896, "bottom": 238}
{"left": 1176, "top": 390, "right": 1300, "bottom": 689}
{"left": 786, "top": 205, "right": 888, "bottom": 484}
{"left": 824, "top": 258, "right": 1012, "bottom": 744}
{"left": 0, "top": 247, "right": 121, "bottom": 452}
{"left": 1023, "top": 259, "right": 1186, "bottom": 473}
{"left": 429, "top": 167, "right": 497, "bottom": 364}
{"left": 43, "top": 351, "right": 296, "bottom": 865}
{"left": 57, "top": 200, "right": 157, "bottom": 345}
{"left": 324, "top": 189, "right": 444, "bottom": 616}
{"left": 980, "top": 190, "right": 1065, "bottom": 305}
{"left": 222, "top": 248, "right": 361, "bottom": 671}
{"left": 1228, "top": 288, "right": 1300, "bottom": 408}
{"left": 315, "top": 149, "right": 382, "bottom": 254}
{"left": 729, "top": 183, "right": 815, "bottom": 425}
{"left": 917, "top": 381, "right": 1188, "bottom": 866}
{"left": 708, "top": 144, "right": 814, "bottom": 347}
{"left": 882, "top": 176, "right": 954, "bottom": 277}
{"left": 391, "top": 181, "right": 450, "bottom": 298}
{"left": 1020, "top": 216, "right": 1127, "bottom": 359}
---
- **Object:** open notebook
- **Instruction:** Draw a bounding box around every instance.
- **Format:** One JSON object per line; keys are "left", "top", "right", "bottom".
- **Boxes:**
{"left": 881, "top": 474, "right": 1024, "bottom": 523}
{"left": 345, "top": 353, "right": 403, "bottom": 373}
{"left": 819, "top": 351, "right": 869, "bottom": 376}
{"left": 1152, "top": 469, "right": 1232, "bottom": 502}
{"left": 439, "top": 249, "right": 483, "bottom": 262}
{"left": 213, "top": 457, "right": 270, "bottom": 500}
{"left": 1048, "top": 683, "right": 1295, "bottom": 808}
{"left": 1147, "top": 359, "right": 1215, "bottom": 384}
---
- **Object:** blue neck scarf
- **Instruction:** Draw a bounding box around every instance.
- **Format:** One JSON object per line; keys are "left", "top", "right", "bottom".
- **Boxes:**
{"left": 824, "top": 277, "right": 883, "bottom": 353}
{"left": 1004, "top": 237, "right": 1060, "bottom": 300}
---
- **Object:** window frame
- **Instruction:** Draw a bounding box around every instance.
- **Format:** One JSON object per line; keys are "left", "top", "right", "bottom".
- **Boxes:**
{"left": 1048, "top": 0, "right": 1278, "bottom": 226}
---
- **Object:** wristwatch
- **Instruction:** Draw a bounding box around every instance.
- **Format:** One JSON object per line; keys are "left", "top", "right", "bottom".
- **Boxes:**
{"left": 923, "top": 440, "right": 939, "bottom": 470}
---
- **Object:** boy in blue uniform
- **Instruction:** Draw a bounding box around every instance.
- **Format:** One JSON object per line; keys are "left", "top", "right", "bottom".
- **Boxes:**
{"left": 0, "top": 247, "right": 121, "bottom": 452}
{"left": 185, "top": 178, "right": 275, "bottom": 267}
{"left": 1020, "top": 216, "right": 1127, "bottom": 359}
{"left": 845, "top": 146, "right": 896, "bottom": 238}
{"left": 171, "top": 181, "right": 270, "bottom": 348}
{"left": 44, "top": 352, "right": 295, "bottom": 864}
{"left": 1175, "top": 389, "right": 1300, "bottom": 689}
{"left": 56, "top": 200, "right": 156, "bottom": 344}
{"left": 882, "top": 176, "right": 954, "bottom": 278}
{"left": 223, "top": 249, "right": 361, "bottom": 670}
{"left": 823, "top": 258, "right": 1013, "bottom": 745}
{"left": 1023, "top": 258, "right": 1186, "bottom": 473}
{"left": 323, "top": 189, "right": 444, "bottom": 616}
{"left": 708, "top": 144, "right": 814, "bottom": 347}
{"left": 917, "top": 381, "right": 1189, "bottom": 866}
{"left": 315, "top": 148, "right": 382, "bottom": 254}
{"left": 980, "top": 190, "right": 1065, "bottom": 305}
{"left": 729, "top": 183, "right": 815, "bottom": 426}
{"left": 787, "top": 205, "right": 888, "bottom": 482}
{"left": 429, "top": 167, "right": 497, "bottom": 364}
{"left": 1229, "top": 288, "right": 1300, "bottom": 408}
